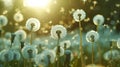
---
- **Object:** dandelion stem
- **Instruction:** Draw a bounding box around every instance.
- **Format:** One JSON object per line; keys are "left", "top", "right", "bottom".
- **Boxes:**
{"left": 30, "top": 31, "right": 33, "bottom": 45}
{"left": 56, "top": 37, "right": 60, "bottom": 67}
{"left": 110, "top": 44, "right": 113, "bottom": 67}
{"left": 92, "top": 42, "right": 94, "bottom": 64}
{"left": 78, "top": 20, "right": 85, "bottom": 67}
{"left": 97, "top": 25, "right": 102, "bottom": 64}
{"left": 24, "top": 59, "right": 26, "bottom": 67}
{"left": 29, "top": 59, "right": 32, "bottom": 67}
{"left": 17, "top": 61, "right": 19, "bottom": 67}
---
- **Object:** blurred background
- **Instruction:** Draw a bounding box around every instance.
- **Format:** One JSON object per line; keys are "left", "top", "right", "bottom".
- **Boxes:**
{"left": 0, "top": 0, "right": 120, "bottom": 36}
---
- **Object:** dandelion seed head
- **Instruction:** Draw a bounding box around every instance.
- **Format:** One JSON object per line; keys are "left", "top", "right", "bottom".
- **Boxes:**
{"left": 22, "top": 45, "right": 38, "bottom": 59}
{"left": 73, "top": 9, "right": 86, "bottom": 22}
{"left": 26, "top": 18, "right": 40, "bottom": 32}
{"left": 13, "top": 12, "right": 24, "bottom": 22}
{"left": 93, "top": 14, "right": 104, "bottom": 25}
{"left": 0, "top": 15, "right": 8, "bottom": 27}
{"left": 50, "top": 25, "right": 67, "bottom": 39}
{"left": 86, "top": 30, "right": 99, "bottom": 43}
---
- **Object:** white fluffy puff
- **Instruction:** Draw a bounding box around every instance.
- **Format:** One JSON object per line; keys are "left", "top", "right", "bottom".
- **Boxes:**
{"left": 4, "top": 32, "right": 11, "bottom": 39}
{"left": 15, "top": 29, "right": 27, "bottom": 41}
{"left": 13, "top": 12, "right": 24, "bottom": 22}
{"left": 93, "top": 14, "right": 104, "bottom": 25}
{"left": 0, "top": 15, "right": 8, "bottom": 27}
{"left": 54, "top": 46, "right": 64, "bottom": 56}
{"left": 25, "top": 18, "right": 40, "bottom": 32}
{"left": 0, "top": 49, "right": 14, "bottom": 62}
{"left": 22, "top": 45, "right": 38, "bottom": 59}
{"left": 4, "top": 39, "right": 11, "bottom": 49}
{"left": 43, "top": 49, "right": 56, "bottom": 64}
{"left": 50, "top": 25, "right": 67, "bottom": 39}
{"left": 12, "top": 49, "right": 21, "bottom": 61}
{"left": 60, "top": 40, "right": 71, "bottom": 49}
{"left": 34, "top": 53, "right": 49, "bottom": 67}
{"left": 73, "top": 9, "right": 86, "bottom": 22}
{"left": 86, "top": 30, "right": 99, "bottom": 43}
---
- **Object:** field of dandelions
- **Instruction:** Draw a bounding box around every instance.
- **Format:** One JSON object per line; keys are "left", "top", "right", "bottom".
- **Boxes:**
{"left": 0, "top": 1, "right": 120, "bottom": 67}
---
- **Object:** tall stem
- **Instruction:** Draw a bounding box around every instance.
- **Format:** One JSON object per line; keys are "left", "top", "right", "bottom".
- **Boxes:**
{"left": 29, "top": 59, "right": 32, "bottom": 67}
{"left": 97, "top": 25, "right": 102, "bottom": 64}
{"left": 78, "top": 20, "right": 84, "bottom": 67}
{"left": 92, "top": 42, "right": 94, "bottom": 64}
{"left": 110, "top": 44, "right": 113, "bottom": 67}
{"left": 30, "top": 31, "right": 33, "bottom": 45}
{"left": 56, "top": 38, "right": 60, "bottom": 67}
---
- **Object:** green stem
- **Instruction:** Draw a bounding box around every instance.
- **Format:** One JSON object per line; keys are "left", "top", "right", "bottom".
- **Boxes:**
{"left": 110, "top": 47, "right": 113, "bottom": 67}
{"left": 92, "top": 42, "right": 94, "bottom": 64}
{"left": 30, "top": 31, "right": 33, "bottom": 45}
{"left": 57, "top": 38, "right": 60, "bottom": 67}
{"left": 24, "top": 59, "right": 26, "bottom": 67}
{"left": 17, "top": 61, "right": 19, "bottom": 67}
{"left": 97, "top": 25, "right": 102, "bottom": 65}
{"left": 79, "top": 20, "right": 85, "bottom": 67}
{"left": 29, "top": 59, "right": 32, "bottom": 67}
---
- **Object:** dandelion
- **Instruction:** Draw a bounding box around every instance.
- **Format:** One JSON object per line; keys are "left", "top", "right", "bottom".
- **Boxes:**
{"left": 93, "top": 14, "right": 104, "bottom": 25}
{"left": 60, "top": 40, "right": 71, "bottom": 49}
{"left": 73, "top": 9, "right": 86, "bottom": 67}
{"left": 73, "top": 9, "right": 86, "bottom": 22}
{"left": 12, "top": 50, "right": 21, "bottom": 61}
{"left": 4, "top": 32, "right": 11, "bottom": 39}
{"left": 117, "top": 38, "right": 120, "bottom": 48}
{"left": 15, "top": 29, "right": 27, "bottom": 42}
{"left": 34, "top": 53, "right": 49, "bottom": 67}
{"left": 103, "top": 50, "right": 120, "bottom": 61}
{"left": 25, "top": 18, "right": 40, "bottom": 32}
{"left": 0, "top": 49, "right": 14, "bottom": 62}
{"left": 0, "top": 15, "right": 8, "bottom": 27}
{"left": 13, "top": 12, "right": 24, "bottom": 22}
{"left": 43, "top": 49, "right": 56, "bottom": 64}
{"left": 86, "top": 30, "right": 99, "bottom": 43}
{"left": 4, "top": 39, "right": 11, "bottom": 49}
{"left": 54, "top": 46, "right": 64, "bottom": 56}
{"left": 50, "top": 25, "right": 67, "bottom": 39}
{"left": 86, "top": 30, "right": 99, "bottom": 64}
{"left": 22, "top": 45, "right": 38, "bottom": 59}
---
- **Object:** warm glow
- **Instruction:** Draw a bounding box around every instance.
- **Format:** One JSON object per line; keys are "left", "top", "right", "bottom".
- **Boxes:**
{"left": 23, "top": 0, "right": 51, "bottom": 8}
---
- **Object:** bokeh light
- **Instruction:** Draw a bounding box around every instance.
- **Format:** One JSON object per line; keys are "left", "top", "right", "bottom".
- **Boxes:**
{"left": 23, "top": 0, "right": 51, "bottom": 8}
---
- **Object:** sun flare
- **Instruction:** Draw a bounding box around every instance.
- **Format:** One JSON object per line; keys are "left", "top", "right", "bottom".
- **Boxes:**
{"left": 23, "top": 0, "right": 51, "bottom": 8}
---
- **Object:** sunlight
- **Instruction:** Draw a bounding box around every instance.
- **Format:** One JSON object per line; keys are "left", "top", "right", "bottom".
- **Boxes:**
{"left": 23, "top": 0, "right": 51, "bottom": 8}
